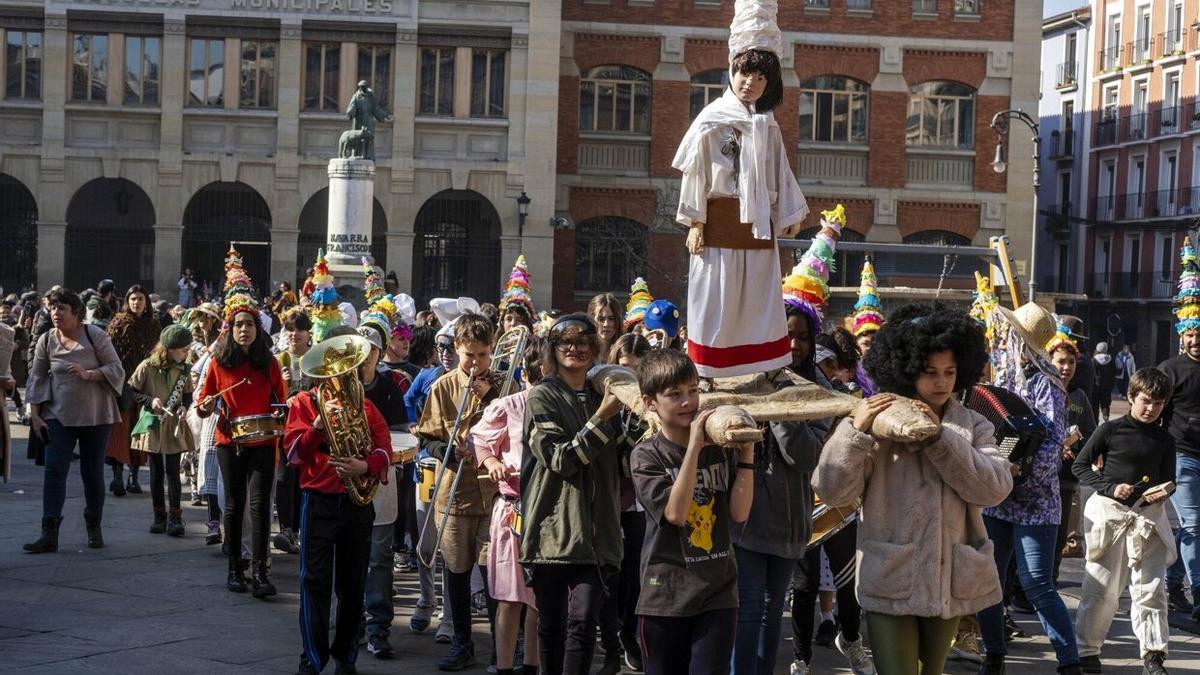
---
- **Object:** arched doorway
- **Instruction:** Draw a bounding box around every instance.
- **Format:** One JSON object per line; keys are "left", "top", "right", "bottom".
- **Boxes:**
{"left": 412, "top": 190, "right": 500, "bottom": 305}
{"left": 66, "top": 178, "right": 155, "bottom": 293}
{"left": 297, "top": 189, "right": 388, "bottom": 285}
{"left": 0, "top": 174, "right": 38, "bottom": 293}
{"left": 183, "top": 182, "right": 271, "bottom": 298}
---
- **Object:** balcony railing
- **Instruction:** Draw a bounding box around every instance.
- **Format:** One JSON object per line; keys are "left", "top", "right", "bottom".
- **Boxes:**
{"left": 1128, "top": 37, "right": 1153, "bottom": 64}
{"left": 1121, "top": 111, "right": 1149, "bottom": 142}
{"left": 1157, "top": 28, "right": 1185, "bottom": 57}
{"left": 1092, "top": 194, "right": 1117, "bottom": 222}
{"left": 1099, "top": 45, "right": 1123, "bottom": 71}
{"left": 1049, "top": 128, "right": 1075, "bottom": 158}
{"left": 1087, "top": 272, "right": 1175, "bottom": 299}
{"left": 1153, "top": 105, "right": 1183, "bottom": 135}
{"left": 1095, "top": 117, "right": 1118, "bottom": 146}
{"left": 1055, "top": 61, "right": 1078, "bottom": 88}
{"left": 1092, "top": 187, "right": 1200, "bottom": 222}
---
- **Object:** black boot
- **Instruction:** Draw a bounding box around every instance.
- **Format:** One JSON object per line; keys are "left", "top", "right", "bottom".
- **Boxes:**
{"left": 23, "top": 516, "right": 61, "bottom": 553}
{"left": 150, "top": 508, "right": 168, "bottom": 534}
{"left": 227, "top": 556, "right": 248, "bottom": 593}
{"left": 109, "top": 465, "right": 125, "bottom": 497}
{"left": 167, "top": 508, "right": 185, "bottom": 537}
{"left": 1168, "top": 583, "right": 1193, "bottom": 613}
{"left": 84, "top": 511, "right": 104, "bottom": 548}
{"left": 251, "top": 560, "right": 277, "bottom": 598}
{"left": 977, "top": 653, "right": 1005, "bottom": 675}
{"left": 1192, "top": 589, "right": 1200, "bottom": 623}
{"left": 126, "top": 468, "right": 142, "bottom": 494}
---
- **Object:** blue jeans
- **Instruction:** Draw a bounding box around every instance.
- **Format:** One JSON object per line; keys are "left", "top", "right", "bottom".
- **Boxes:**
{"left": 977, "top": 516, "right": 1079, "bottom": 666}
{"left": 1167, "top": 453, "right": 1200, "bottom": 592}
{"left": 732, "top": 547, "right": 796, "bottom": 675}
{"left": 364, "top": 522, "right": 395, "bottom": 637}
{"left": 42, "top": 420, "right": 112, "bottom": 520}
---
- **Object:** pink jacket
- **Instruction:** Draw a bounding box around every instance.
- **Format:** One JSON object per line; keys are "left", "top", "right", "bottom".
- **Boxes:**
{"left": 470, "top": 390, "right": 528, "bottom": 500}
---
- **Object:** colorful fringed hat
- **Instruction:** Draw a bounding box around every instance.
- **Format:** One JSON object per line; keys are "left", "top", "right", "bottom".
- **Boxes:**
{"left": 1175, "top": 237, "right": 1200, "bottom": 334}
{"left": 221, "top": 245, "right": 260, "bottom": 330}
{"left": 307, "top": 249, "right": 343, "bottom": 343}
{"left": 499, "top": 254, "right": 536, "bottom": 323}
{"left": 782, "top": 204, "right": 844, "bottom": 328}
{"left": 362, "top": 256, "right": 386, "bottom": 307}
{"left": 1045, "top": 317, "right": 1079, "bottom": 355}
{"left": 625, "top": 277, "right": 654, "bottom": 330}
{"left": 850, "top": 258, "right": 884, "bottom": 337}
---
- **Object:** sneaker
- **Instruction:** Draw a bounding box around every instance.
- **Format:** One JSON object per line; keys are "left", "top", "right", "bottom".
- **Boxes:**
{"left": 790, "top": 660, "right": 812, "bottom": 675}
{"left": 273, "top": 528, "right": 300, "bottom": 554}
{"left": 1143, "top": 651, "right": 1168, "bottom": 675}
{"left": 471, "top": 590, "right": 488, "bottom": 616}
{"left": 411, "top": 604, "right": 433, "bottom": 633}
{"left": 621, "top": 632, "right": 643, "bottom": 672}
{"left": 1061, "top": 538, "right": 1083, "bottom": 559}
{"left": 437, "top": 641, "right": 476, "bottom": 671}
{"left": 1009, "top": 592, "right": 1035, "bottom": 614}
{"left": 1079, "top": 654, "right": 1102, "bottom": 674}
{"left": 191, "top": 493, "right": 205, "bottom": 506}
{"left": 978, "top": 653, "right": 1005, "bottom": 675}
{"left": 367, "top": 635, "right": 395, "bottom": 659}
{"left": 435, "top": 621, "right": 454, "bottom": 644}
{"left": 206, "top": 520, "right": 222, "bottom": 546}
{"left": 297, "top": 656, "right": 319, "bottom": 675}
{"left": 595, "top": 654, "right": 622, "bottom": 675}
{"left": 949, "top": 629, "right": 984, "bottom": 664}
{"left": 1168, "top": 585, "right": 1193, "bottom": 613}
{"left": 1003, "top": 614, "right": 1027, "bottom": 641}
{"left": 835, "top": 633, "right": 875, "bottom": 675}
{"left": 814, "top": 619, "right": 838, "bottom": 647}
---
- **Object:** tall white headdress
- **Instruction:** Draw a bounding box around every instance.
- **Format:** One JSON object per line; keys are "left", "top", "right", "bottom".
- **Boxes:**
{"left": 728, "top": 0, "right": 783, "bottom": 64}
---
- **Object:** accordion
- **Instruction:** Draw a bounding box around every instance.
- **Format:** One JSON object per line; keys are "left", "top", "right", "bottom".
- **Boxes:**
{"left": 963, "top": 384, "right": 1047, "bottom": 485}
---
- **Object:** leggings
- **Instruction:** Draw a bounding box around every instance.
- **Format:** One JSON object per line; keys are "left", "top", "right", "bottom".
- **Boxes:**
{"left": 276, "top": 460, "right": 301, "bottom": 532}
{"left": 639, "top": 608, "right": 737, "bottom": 675}
{"left": 530, "top": 563, "right": 613, "bottom": 675}
{"left": 864, "top": 613, "right": 959, "bottom": 675}
{"left": 793, "top": 521, "right": 860, "bottom": 663}
{"left": 216, "top": 444, "right": 276, "bottom": 561}
{"left": 393, "top": 465, "right": 418, "bottom": 550}
{"left": 148, "top": 453, "right": 182, "bottom": 511}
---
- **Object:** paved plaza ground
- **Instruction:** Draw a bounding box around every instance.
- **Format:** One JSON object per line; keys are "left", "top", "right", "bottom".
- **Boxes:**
{"left": 1, "top": 399, "right": 1199, "bottom": 674}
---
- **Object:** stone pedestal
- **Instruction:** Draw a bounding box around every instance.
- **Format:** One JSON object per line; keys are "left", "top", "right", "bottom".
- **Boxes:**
{"left": 326, "top": 158, "right": 375, "bottom": 266}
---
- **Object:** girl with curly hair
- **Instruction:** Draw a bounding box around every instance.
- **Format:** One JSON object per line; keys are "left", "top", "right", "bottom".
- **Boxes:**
{"left": 105, "top": 285, "right": 161, "bottom": 496}
{"left": 813, "top": 303, "right": 1014, "bottom": 675}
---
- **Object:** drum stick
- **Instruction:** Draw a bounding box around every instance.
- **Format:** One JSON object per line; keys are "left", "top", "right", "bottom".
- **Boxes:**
{"left": 199, "top": 377, "right": 250, "bottom": 408}
{"left": 476, "top": 471, "right": 510, "bottom": 480}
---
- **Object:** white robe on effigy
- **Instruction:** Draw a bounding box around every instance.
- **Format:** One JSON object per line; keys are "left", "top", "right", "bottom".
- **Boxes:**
{"left": 674, "top": 91, "right": 808, "bottom": 378}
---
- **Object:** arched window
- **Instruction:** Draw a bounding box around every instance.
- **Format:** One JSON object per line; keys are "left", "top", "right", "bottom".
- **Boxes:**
{"left": 690, "top": 69, "right": 728, "bottom": 120}
{"left": 799, "top": 76, "right": 869, "bottom": 144}
{"left": 182, "top": 182, "right": 272, "bottom": 294}
{"left": 0, "top": 174, "right": 38, "bottom": 292}
{"left": 884, "top": 230, "right": 973, "bottom": 278}
{"left": 574, "top": 216, "right": 648, "bottom": 292}
{"left": 906, "top": 81, "right": 975, "bottom": 149}
{"left": 579, "top": 65, "right": 651, "bottom": 134}
{"left": 297, "top": 189, "right": 388, "bottom": 284}
{"left": 902, "top": 230, "right": 971, "bottom": 247}
{"left": 411, "top": 189, "right": 500, "bottom": 305}
{"left": 66, "top": 178, "right": 156, "bottom": 293}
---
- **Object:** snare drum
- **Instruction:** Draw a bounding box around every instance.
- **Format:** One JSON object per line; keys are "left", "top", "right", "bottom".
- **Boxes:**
{"left": 390, "top": 432, "right": 418, "bottom": 465}
{"left": 230, "top": 414, "right": 283, "bottom": 445}
{"left": 417, "top": 457, "right": 439, "bottom": 505}
{"left": 808, "top": 495, "right": 859, "bottom": 550}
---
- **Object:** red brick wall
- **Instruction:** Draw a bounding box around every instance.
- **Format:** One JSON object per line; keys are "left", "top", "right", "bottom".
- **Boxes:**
{"left": 896, "top": 201, "right": 981, "bottom": 241}
{"left": 569, "top": 186, "right": 657, "bottom": 225}
{"left": 574, "top": 33, "right": 661, "bottom": 74}
{"left": 903, "top": 49, "right": 988, "bottom": 89}
{"left": 794, "top": 45, "right": 880, "bottom": 84}
{"left": 558, "top": 75, "right": 580, "bottom": 174}
{"left": 975, "top": 95, "right": 1008, "bottom": 193}
{"left": 798, "top": 197, "right": 874, "bottom": 237}
{"left": 684, "top": 39, "right": 727, "bottom": 76}
{"left": 563, "top": 0, "right": 1014, "bottom": 41}
{"left": 651, "top": 80, "right": 690, "bottom": 177}
{"left": 870, "top": 91, "right": 908, "bottom": 188}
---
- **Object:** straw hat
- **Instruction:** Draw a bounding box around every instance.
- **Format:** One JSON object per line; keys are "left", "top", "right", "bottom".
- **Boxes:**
{"left": 995, "top": 302, "right": 1057, "bottom": 362}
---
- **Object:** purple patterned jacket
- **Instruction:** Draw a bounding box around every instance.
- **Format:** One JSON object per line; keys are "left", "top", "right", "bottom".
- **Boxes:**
{"left": 983, "top": 370, "right": 1067, "bottom": 526}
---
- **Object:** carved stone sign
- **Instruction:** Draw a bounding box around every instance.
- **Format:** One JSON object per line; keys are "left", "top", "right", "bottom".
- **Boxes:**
{"left": 65, "top": 0, "right": 401, "bottom": 16}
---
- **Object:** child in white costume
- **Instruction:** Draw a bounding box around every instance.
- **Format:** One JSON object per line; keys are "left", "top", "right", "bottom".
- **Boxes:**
{"left": 673, "top": 0, "right": 809, "bottom": 378}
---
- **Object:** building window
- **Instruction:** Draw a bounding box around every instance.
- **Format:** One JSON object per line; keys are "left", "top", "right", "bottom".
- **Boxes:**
{"left": 800, "top": 76, "right": 869, "bottom": 144}
{"left": 913, "top": 0, "right": 937, "bottom": 15}
{"left": 188, "top": 38, "right": 224, "bottom": 107}
{"left": 303, "top": 42, "right": 340, "bottom": 112}
{"left": 848, "top": 0, "right": 872, "bottom": 8}
{"left": 804, "top": 0, "right": 830, "bottom": 7}
{"left": 240, "top": 40, "right": 276, "bottom": 109}
{"left": 5, "top": 30, "right": 41, "bottom": 100}
{"left": 955, "top": 0, "right": 980, "bottom": 16}
{"left": 690, "top": 69, "right": 728, "bottom": 120}
{"left": 470, "top": 49, "right": 506, "bottom": 118}
{"left": 72, "top": 33, "right": 108, "bottom": 103}
{"left": 906, "top": 81, "right": 975, "bottom": 149}
{"left": 574, "top": 216, "right": 648, "bottom": 292}
{"left": 122, "top": 35, "right": 159, "bottom": 105}
{"left": 419, "top": 47, "right": 454, "bottom": 115}
{"left": 357, "top": 44, "right": 391, "bottom": 108}
{"left": 579, "top": 65, "right": 651, "bottom": 134}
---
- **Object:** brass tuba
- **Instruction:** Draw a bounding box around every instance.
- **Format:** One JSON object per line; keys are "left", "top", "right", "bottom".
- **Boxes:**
{"left": 300, "top": 334, "right": 380, "bottom": 506}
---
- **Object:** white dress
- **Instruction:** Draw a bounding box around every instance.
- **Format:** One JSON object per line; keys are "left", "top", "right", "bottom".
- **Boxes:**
{"left": 677, "top": 119, "right": 808, "bottom": 378}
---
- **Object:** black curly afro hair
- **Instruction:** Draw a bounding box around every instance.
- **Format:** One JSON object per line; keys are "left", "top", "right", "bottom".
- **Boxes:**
{"left": 863, "top": 302, "right": 988, "bottom": 398}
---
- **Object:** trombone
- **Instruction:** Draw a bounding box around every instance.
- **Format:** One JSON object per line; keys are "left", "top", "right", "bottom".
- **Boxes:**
{"left": 415, "top": 325, "right": 530, "bottom": 568}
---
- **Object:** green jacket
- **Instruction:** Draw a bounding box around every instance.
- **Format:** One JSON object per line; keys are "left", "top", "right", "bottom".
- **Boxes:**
{"left": 519, "top": 375, "right": 624, "bottom": 570}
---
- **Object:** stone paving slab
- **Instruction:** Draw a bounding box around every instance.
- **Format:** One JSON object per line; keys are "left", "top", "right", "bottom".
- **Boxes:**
{"left": 1, "top": 399, "right": 1199, "bottom": 674}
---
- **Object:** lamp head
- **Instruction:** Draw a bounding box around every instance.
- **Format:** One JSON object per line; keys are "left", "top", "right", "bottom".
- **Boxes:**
{"left": 992, "top": 143, "right": 1007, "bottom": 174}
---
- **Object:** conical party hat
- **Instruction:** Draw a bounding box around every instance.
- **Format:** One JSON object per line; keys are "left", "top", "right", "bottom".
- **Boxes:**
{"left": 850, "top": 258, "right": 884, "bottom": 337}
{"left": 782, "top": 204, "right": 845, "bottom": 329}
{"left": 221, "top": 244, "right": 260, "bottom": 329}
{"left": 307, "top": 248, "right": 343, "bottom": 343}
{"left": 625, "top": 277, "right": 654, "bottom": 330}
{"left": 728, "top": 0, "right": 782, "bottom": 63}
{"left": 1175, "top": 236, "right": 1200, "bottom": 334}
{"left": 1045, "top": 319, "right": 1078, "bottom": 356}
{"left": 360, "top": 293, "right": 398, "bottom": 348}
{"left": 499, "top": 254, "right": 536, "bottom": 323}
{"left": 362, "top": 256, "right": 386, "bottom": 307}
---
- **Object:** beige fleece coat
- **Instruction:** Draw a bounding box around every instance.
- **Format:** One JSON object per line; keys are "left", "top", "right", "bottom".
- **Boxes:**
{"left": 813, "top": 398, "right": 1014, "bottom": 618}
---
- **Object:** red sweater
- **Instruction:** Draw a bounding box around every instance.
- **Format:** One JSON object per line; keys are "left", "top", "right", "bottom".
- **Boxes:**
{"left": 284, "top": 390, "right": 392, "bottom": 495}
{"left": 197, "top": 359, "right": 288, "bottom": 447}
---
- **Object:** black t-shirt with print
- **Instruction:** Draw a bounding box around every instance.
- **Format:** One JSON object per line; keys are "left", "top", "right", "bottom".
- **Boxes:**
{"left": 630, "top": 432, "right": 738, "bottom": 617}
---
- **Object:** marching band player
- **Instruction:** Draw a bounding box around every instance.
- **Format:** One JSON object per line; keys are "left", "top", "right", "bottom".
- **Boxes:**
{"left": 284, "top": 330, "right": 392, "bottom": 675}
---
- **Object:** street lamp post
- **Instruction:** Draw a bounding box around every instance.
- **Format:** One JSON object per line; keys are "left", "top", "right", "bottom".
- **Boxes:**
{"left": 516, "top": 191, "right": 531, "bottom": 239}
{"left": 990, "top": 109, "right": 1041, "bottom": 301}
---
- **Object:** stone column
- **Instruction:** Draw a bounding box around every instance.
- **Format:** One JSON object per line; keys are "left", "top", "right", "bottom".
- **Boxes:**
{"left": 158, "top": 18, "right": 187, "bottom": 186}
{"left": 271, "top": 227, "right": 301, "bottom": 290}
{"left": 388, "top": 232, "right": 415, "bottom": 293}
{"left": 326, "top": 159, "right": 376, "bottom": 266}
{"left": 39, "top": 14, "right": 68, "bottom": 186}
{"left": 153, "top": 224, "right": 185, "bottom": 300}
{"left": 521, "top": 0, "right": 563, "bottom": 312}
{"left": 36, "top": 221, "right": 67, "bottom": 291}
